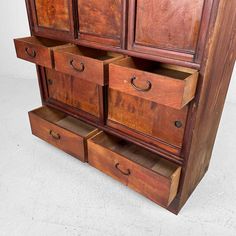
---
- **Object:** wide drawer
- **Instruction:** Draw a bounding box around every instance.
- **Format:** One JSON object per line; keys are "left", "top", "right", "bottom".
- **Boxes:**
{"left": 109, "top": 57, "right": 199, "bottom": 109}
{"left": 14, "top": 36, "right": 67, "bottom": 68}
{"left": 54, "top": 45, "right": 124, "bottom": 85}
{"left": 88, "top": 132, "right": 181, "bottom": 207}
{"left": 29, "top": 106, "right": 98, "bottom": 162}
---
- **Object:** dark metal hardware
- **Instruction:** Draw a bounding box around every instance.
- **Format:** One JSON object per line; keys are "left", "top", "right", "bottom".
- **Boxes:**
{"left": 130, "top": 76, "right": 152, "bottom": 92}
{"left": 115, "top": 163, "right": 131, "bottom": 176}
{"left": 49, "top": 130, "right": 61, "bottom": 140}
{"left": 70, "top": 60, "right": 85, "bottom": 72}
{"left": 47, "top": 79, "right": 53, "bottom": 85}
{"left": 25, "top": 47, "right": 36, "bottom": 58}
{"left": 175, "top": 121, "right": 183, "bottom": 128}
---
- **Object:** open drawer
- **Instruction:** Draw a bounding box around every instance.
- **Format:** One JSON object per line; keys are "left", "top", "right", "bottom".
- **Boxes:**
{"left": 109, "top": 57, "right": 199, "bottom": 109}
{"left": 88, "top": 132, "right": 181, "bottom": 207}
{"left": 29, "top": 106, "right": 98, "bottom": 162}
{"left": 14, "top": 36, "right": 68, "bottom": 68}
{"left": 53, "top": 45, "right": 124, "bottom": 85}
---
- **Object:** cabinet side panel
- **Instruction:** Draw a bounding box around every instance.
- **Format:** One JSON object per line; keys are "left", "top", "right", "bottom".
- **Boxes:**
{"left": 169, "top": 0, "right": 236, "bottom": 213}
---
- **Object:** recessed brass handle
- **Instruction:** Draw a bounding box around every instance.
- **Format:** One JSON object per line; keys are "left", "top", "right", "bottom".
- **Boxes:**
{"left": 25, "top": 47, "right": 36, "bottom": 58}
{"left": 70, "top": 59, "right": 85, "bottom": 72}
{"left": 130, "top": 76, "right": 152, "bottom": 92}
{"left": 115, "top": 163, "right": 131, "bottom": 176}
{"left": 49, "top": 130, "right": 60, "bottom": 140}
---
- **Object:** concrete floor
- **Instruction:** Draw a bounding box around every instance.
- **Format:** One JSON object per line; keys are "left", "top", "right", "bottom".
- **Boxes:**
{"left": 0, "top": 77, "right": 236, "bottom": 236}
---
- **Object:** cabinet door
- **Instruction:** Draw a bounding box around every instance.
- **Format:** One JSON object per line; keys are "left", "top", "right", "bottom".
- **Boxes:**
{"left": 77, "top": 0, "right": 127, "bottom": 48}
{"left": 28, "top": 0, "right": 75, "bottom": 40}
{"left": 128, "top": 0, "right": 210, "bottom": 62}
{"left": 45, "top": 69, "right": 100, "bottom": 118}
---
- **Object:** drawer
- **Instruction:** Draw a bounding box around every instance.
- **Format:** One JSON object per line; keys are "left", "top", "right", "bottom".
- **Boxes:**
{"left": 88, "top": 132, "right": 181, "bottom": 207}
{"left": 29, "top": 106, "right": 98, "bottom": 162}
{"left": 108, "top": 89, "right": 189, "bottom": 149}
{"left": 14, "top": 36, "right": 68, "bottom": 68}
{"left": 109, "top": 57, "right": 199, "bottom": 109}
{"left": 54, "top": 45, "right": 124, "bottom": 85}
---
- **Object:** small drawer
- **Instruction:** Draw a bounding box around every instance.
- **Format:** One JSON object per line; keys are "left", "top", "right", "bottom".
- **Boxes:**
{"left": 29, "top": 106, "right": 98, "bottom": 162}
{"left": 88, "top": 132, "right": 181, "bottom": 207}
{"left": 54, "top": 45, "right": 124, "bottom": 85}
{"left": 109, "top": 57, "right": 199, "bottom": 109}
{"left": 14, "top": 36, "right": 67, "bottom": 68}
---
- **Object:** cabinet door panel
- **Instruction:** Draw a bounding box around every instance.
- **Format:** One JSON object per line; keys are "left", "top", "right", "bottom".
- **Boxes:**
{"left": 108, "top": 89, "right": 188, "bottom": 149}
{"left": 28, "top": 0, "right": 75, "bottom": 40}
{"left": 45, "top": 69, "right": 100, "bottom": 118}
{"left": 77, "top": 0, "right": 127, "bottom": 48}
{"left": 128, "top": 0, "right": 209, "bottom": 62}
{"left": 35, "top": 0, "right": 70, "bottom": 31}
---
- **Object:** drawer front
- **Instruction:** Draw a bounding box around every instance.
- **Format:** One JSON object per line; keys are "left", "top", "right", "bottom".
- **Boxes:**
{"left": 88, "top": 140, "right": 128, "bottom": 185}
{"left": 54, "top": 50, "right": 105, "bottom": 85}
{"left": 14, "top": 38, "right": 53, "bottom": 68}
{"left": 109, "top": 59, "right": 198, "bottom": 109}
{"left": 45, "top": 69, "right": 100, "bottom": 117}
{"left": 29, "top": 111, "right": 85, "bottom": 161}
{"left": 108, "top": 89, "right": 188, "bottom": 148}
{"left": 88, "top": 132, "right": 181, "bottom": 206}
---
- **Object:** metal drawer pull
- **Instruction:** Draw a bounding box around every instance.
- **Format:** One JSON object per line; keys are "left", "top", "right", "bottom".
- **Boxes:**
{"left": 47, "top": 79, "right": 53, "bottom": 85}
{"left": 70, "top": 60, "right": 85, "bottom": 72}
{"left": 131, "top": 76, "right": 152, "bottom": 92}
{"left": 25, "top": 47, "right": 36, "bottom": 58}
{"left": 115, "top": 163, "right": 131, "bottom": 176}
{"left": 175, "top": 121, "right": 183, "bottom": 128}
{"left": 49, "top": 130, "right": 61, "bottom": 140}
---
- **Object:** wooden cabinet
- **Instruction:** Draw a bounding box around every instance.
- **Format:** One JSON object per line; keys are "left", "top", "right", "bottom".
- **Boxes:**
{"left": 16, "top": 0, "right": 236, "bottom": 214}
{"left": 77, "top": 0, "right": 127, "bottom": 48}
{"left": 28, "top": 0, "right": 75, "bottom": 40}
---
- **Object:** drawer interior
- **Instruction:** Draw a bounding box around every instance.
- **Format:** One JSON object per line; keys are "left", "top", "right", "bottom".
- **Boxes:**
{"left": 112, "top": 57, "right": 197, "bottom": 80}
{"left": 90, "top": 132, "right": 180, "bottom": 178}
{"left": 54, "top": 45, "right": 123, "bottom": 63}
{"left": 32, "top": 106, "right": 97, "bottom": 137}
{"left": 19, "top": 36, "right": 67, "bottom": 48}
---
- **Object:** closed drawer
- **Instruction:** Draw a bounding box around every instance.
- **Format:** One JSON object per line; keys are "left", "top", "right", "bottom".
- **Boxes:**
{"left": 29, "top": 106, "right": 98, "bottom": 162}
{"left": 109, "top": 57, "right": 199, "bottom": 109}
{"left": 88, "top": 132, "right": 181, "bottom": 207}
{"left": 14, "top": 36, "right": 67, "bottom": 68}
{"left": 54, "top": 45, "right": 124, "bottom": 85}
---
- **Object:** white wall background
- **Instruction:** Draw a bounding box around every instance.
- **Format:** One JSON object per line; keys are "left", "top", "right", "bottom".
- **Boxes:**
{"left": 0, "top": 1, "right": 235, "bottom": 102}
